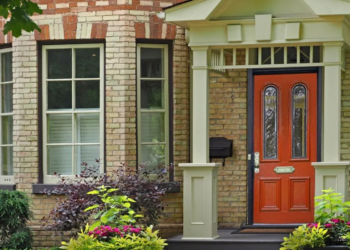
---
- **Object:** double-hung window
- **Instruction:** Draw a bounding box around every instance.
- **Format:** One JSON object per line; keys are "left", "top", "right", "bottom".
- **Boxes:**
{"left": 42, "top": 44, "right": 104, "bottom": 184}
{"left": 0, "top": 49, "right": 13, "bottom": 184}
{"left": 137, "top": 44, "right": 169, "bottom": 171}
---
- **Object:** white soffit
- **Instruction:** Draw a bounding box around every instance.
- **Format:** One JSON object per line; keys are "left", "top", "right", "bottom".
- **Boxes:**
{"left": 213, "top": 0, "right": 317, "bottom": 19}
{"left": 165, "top": 0, "right": 222, "bottom": 25}
{"left": 303, "top": 0, "right": 350, "bottom": 16}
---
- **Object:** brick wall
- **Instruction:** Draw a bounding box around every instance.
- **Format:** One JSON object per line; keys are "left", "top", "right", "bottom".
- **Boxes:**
{"left": 341, "top": 51, "right": 350, "bottom": 162}
{"left": 209, "top": 69, "right": 248, "bottom": 227}
{"left": 0, "top": 0, "right": 189, "bottom": 248}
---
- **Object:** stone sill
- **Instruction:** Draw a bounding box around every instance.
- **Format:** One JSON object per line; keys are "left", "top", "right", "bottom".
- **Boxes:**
{"left": 0, "top": 184, "right": 16, "bottom": 191}
{"left": 32, "top": 182, "right": 181, "bottom": 194}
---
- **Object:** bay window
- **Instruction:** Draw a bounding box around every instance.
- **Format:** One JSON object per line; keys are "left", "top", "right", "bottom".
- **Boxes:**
{"left": 42, "top": 44, "right": 104, "bottom": 184}
{"left": 137, "top": 44, "right": 170, "bottom": 172}
{"left": 0, "top": 49, "right": 13, "bottom": 184}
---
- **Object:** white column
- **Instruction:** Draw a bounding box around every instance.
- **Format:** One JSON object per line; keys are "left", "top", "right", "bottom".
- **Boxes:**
{"left": 323, "top": 42, "right": 342, "bottom": 162}
{"left": 192, "top": 46, "right": 210, "bottom": 163}
{"left": 179, "top": 46, "right": 221, "bottom": 240}
{"left": 312, "top": 42, "right": 350, "bottom": 201}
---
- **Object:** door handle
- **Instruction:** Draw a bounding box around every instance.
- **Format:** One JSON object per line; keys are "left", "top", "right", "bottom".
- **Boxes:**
{"left": 254, "top": 152, "right": 260, "bottom": 173}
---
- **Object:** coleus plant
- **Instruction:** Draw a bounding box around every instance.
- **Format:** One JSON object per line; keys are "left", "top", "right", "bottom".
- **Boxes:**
{"left": 41, "top": 162, "right": 170, "bottom": 235}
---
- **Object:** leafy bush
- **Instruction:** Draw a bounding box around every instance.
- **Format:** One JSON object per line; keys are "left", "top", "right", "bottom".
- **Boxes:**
{"left": 42, "top": 163, "right": 170, "bottom": 234}
{"left": 280, "top": 224, "right": 328, "bottom": 250}
{"left": 315, "top": 188, "right": 350, "bottom": 224}
{"left": 0, "top": 190, "right": 33, "bottom": 249}
{"left": 61, "top": 225, "right": 167, "bottom": 250}
{"left": 84, "top": 185, "right": 143, "bottom": 230}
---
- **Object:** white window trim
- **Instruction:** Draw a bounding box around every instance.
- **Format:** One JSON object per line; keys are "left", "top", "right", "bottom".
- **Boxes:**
{"left": 42, "top": 44, "right": 104, "bottom": 184}
{"left": 136, "top": 44, "right": 170, "bottom": 171}
{"left": 0, "top": 48, "right": 14, "bottom": 184}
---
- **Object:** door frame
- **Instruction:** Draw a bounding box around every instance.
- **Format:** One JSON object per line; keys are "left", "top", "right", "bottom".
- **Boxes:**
{"left": 247, "top": 67, "right": 323, "bottom": 225}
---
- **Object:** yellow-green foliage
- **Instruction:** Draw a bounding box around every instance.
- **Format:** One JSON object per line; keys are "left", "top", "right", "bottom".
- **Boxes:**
{"left": 61, "top": 226, "right": 167, "bottom": 250}
{"left": 280, "top": 224, "right": 328, "bottom": 250}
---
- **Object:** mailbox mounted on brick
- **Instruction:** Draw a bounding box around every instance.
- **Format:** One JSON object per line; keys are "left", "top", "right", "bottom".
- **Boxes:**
{"left": 209, "top": 137, "right": 233, "bottom": 166}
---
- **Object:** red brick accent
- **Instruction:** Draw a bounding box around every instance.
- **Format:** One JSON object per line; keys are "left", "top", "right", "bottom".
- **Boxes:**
{"left": 167, "top": 24, "right": 177, "bottom": 40}
{"left": 135, "top": 22, "right": 146, "bottom": 39}
{"left": 91, "top": 23, "right": 108, "bottom": 39}
{"left": 35, "top": 0, "right": 189, "bottom": 15}
{"left": 62, "top": 14, "right": 78, "bottom": 39}
{"left": 34, "top": 25, "right": 50, "bottom": 41}
{"left": 0, "top": 19, "right": 5, "bottom": 44}
{"left": 7, "top": 31, "right": 12, "bottom": 43}
{"left": 149, "top": 14, "right": 163, "bottom": 39}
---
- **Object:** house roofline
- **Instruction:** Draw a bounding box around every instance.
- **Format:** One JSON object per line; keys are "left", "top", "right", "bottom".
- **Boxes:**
{"left": 163, "top": 0, "right": 193, "bottom": 10}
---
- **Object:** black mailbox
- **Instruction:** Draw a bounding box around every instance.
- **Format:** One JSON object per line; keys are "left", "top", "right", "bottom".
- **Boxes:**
{"left": 209, "top": 137, "right": 233, "bottom": 166}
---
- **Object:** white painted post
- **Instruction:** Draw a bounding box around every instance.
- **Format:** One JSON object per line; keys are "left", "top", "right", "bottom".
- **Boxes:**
{"left": 323, "top": 42, "right": 342, "bottom": 162}
{"left": 312, "top": 42, "right": 350, "bottom": 201}
{"left": 192, "top": 46, "right": 210, "bottom": 163}
{"left": 179, "top": 46, "right": 221, "bottom": 240}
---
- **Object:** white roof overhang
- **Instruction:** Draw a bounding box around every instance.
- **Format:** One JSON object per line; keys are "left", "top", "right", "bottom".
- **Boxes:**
{"left": 164, "top": 0, "right": 350, "bottom": 28}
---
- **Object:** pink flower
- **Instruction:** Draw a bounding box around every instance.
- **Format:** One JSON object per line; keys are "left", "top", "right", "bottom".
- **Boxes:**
{"left": 307, "top": 223, "right": 318, "bottom": 228}
{"left": 325, "top": 223, "right": 332, "bottom": 228}
{"left": 347, "top": 222, "right": 350, "bottom": 226}
{"left": 330, "top": 219, "right": 344, "bottom": 224}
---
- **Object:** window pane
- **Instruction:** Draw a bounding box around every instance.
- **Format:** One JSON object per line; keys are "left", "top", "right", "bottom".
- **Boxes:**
{"left": 76, "top": 81, "right": 99, "bottom": 109}
{"left": 261, "top": 47, "right": 271, "bottom": 65}
{"left": 2, "top": 52, "right": 12, "bottom": 82}
{"left": 292, "top": 85, "right": 307, "bottom": 158}
{"left": 48, "top": 81, "right": 72, "bottom": 110}
{"left": 76, "top": 48, "right": 100, "bottom": 78}
{"left": 2, "top": 116, "right": 12, "bottom": 144}
{"left": 141, "top": 48, "right": 163, "bottom": 78}
{"left": 140, "top": 144, "right": 165, "bottom": 170}
{"left": 77, "top": 114, "right": 99, "bottom": 143}
{"left": 2, "top": 84, "right": 12, "bottom": 113}
{"left": 287, "top": 47, "right": 297, "bottom": 64}
{"left": 313, "top": 46, "right": 321, "bottom": 63}
{"left": 1, "top": 146, "right": 13, "bottom": 175}
{"left": 263, "top": 86, "right": 278, "bottom": 159}
{"left": 47, "top": 49, "right": 72, "bottom": 79}
{"left": 300, "top": 46, "right": 310, "bottom": 64}
{"left": 141, "top": 113, "right": 165, "bottom": 142}
{"left": 76, "top": 145, "right": 100, "bottom": 174}
{"left": 274, "top": 47, "right": 284, "bottom": 64}
{"left": 141, "top": 80, "right": 164, "bottom": 109}
{"left": 48, "top": 114, "right": 72, "bottom": 143}
{"left": 48, "top": 146, "right": 72, "bottom": 175}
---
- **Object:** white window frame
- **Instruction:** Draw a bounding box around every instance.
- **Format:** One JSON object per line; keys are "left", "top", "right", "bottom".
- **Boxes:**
{"left": 42, "top": 44, "right": 104, "bottom": 184}
{"left": 0, "top": 48, "right": 13, "bottom": 184}
{"left": 137, "top": 44, "right": 169, "bottom": 171}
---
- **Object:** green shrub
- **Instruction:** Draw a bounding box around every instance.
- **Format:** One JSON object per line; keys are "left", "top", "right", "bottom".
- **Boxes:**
{"left": 280, "top": 224, "right": 328, "bottom": 250}
{"left": 61, "top": 226, "right": 167, "bottom": 250}
{"left": 0, "top": 190, "right": 33, "bottom": 249}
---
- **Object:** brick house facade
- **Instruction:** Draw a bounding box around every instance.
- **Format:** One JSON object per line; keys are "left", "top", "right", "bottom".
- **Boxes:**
{"left": 0, "top": 0, "right": 350, "bottom": 248}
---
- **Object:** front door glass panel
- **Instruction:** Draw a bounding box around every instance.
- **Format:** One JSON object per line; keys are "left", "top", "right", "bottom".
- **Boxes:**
{"left": 263, "top": 86, "right": 278, "bottom": 159}
{"left": 292, "top": 84, "right": 307, "bottom": 158}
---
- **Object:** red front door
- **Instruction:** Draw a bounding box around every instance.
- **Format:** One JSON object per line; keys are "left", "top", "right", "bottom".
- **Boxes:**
{"left": 253, "top": 73, "right": 317, "bottom": 224}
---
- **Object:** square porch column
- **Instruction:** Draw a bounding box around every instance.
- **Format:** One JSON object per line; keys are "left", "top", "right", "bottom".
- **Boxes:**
{"left": 312, "top": 42, "right": 350, "bottom": 200}
{"left": 179, "top": 46, "right": 221, "bottom": 240}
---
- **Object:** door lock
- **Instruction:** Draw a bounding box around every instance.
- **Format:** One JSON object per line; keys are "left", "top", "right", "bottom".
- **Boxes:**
{"left": 254, "top": 152, "right": 260, "bottom": 174}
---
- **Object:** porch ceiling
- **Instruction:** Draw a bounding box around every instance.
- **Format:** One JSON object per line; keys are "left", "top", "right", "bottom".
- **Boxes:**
{"left": 165, "top": 0, "right": 350, "bottom": 28}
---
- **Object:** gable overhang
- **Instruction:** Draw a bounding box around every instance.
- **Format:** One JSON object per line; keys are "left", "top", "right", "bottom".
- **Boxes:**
{"left": 164, "top": 0, "right": 350, "bottom": 48}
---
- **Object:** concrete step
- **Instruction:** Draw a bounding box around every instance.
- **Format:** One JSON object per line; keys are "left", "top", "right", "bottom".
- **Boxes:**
{"left": 165, "top": 229, "right": 287, "bottom": 250}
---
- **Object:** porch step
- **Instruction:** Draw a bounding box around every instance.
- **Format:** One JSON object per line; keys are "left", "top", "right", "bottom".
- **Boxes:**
{"left": 165, "top": 229, "right": 288, "bottom": 250}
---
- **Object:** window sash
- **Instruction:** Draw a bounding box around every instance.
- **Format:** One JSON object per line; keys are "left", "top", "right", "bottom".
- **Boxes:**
{"left": 42, "top": 44, "right": 104, "bottom": 184}
{"left": 0, "top": 48, "right": 13, "bottom": 184}
{"left": 137, "top": 44, "right": 169, "bottom": 171}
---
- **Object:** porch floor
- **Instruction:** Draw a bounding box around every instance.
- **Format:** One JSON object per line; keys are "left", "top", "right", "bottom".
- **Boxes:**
{"left": 165, "top": 229, "right": 289, "bottom": 250}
